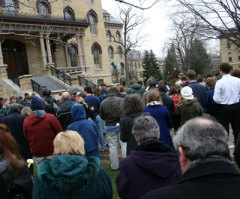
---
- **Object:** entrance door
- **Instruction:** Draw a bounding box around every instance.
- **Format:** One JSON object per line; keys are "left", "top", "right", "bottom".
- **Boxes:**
{"left": 2, "top": 39, "right": 29, "bottom": 76}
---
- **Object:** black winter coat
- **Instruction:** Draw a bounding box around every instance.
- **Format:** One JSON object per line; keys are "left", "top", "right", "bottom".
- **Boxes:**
{"left": 142, "top": 159, "right": 240, "bottom": 199}
{"left": 3, "top": 112, "right": 32, "bottom": 160}
{"left": 120, "top": 112, "right": 150, "bottom": 155}
{"left": 0, "top": 157, "right": 33, "bottom": 199}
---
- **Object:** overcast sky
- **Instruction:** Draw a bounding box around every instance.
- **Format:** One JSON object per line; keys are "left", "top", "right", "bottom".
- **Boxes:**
{"left": 101, "top": 0, "right": 172, "bottom": 57}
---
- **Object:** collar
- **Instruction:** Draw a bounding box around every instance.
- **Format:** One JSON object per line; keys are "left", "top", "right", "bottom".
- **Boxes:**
{"left": 147, "top": 101, "right": 162, "bottom": 106}
{"left": 222, "top": 74, "right": 231, "bottom": 78}
{"left": 179, "top": 158, "right": 239, "bottom": 184}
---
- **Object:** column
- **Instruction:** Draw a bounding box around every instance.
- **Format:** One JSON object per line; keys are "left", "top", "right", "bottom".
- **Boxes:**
{"left": 80, "top": 36, "right": 86, "bottom": 68}
{"left": 76, "top": 36, "right": 83, "bottom": 67}
{"left": 65, "top": 44, "right": 70, "bottom": 67}
{"left": 39, "top": 34, "right": 47, "bottom": 68}
{"left": 46, "top": 34, "right": 53, "bottom": 64}
{"left": 0, "top": 40, "right": 3, "bottom": 65}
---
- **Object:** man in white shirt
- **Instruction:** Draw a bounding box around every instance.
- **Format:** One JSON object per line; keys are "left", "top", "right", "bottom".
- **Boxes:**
{"left": 213, "top": 62, "right": 240, "bottom": 142}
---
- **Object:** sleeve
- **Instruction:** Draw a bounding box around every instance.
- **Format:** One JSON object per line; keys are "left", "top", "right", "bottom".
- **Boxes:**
{"left": 120, "top": 118, "right": 127, "bottom": 142}
{"left": 32, "top": 176, "right": 43, "bottom": 199}
{"left": 99, "top": 168, "right": 113, "bottom": 199}
{"left": 50, "top": 115, "right": 63, "bottom": 135}
{"left": 99, "top": 103, "right": 105, "bottom": 120}
{"left": 115, "top": 160, "right": 129, "bottom": 198}
{"left": 234, "top": 136, "right": 240, "bottom": 168}
{"left": 165, "top": 108, "right": 172, "bottom": 128}
{"left": 213, "top": 81, "right": 221, "bottom": 104}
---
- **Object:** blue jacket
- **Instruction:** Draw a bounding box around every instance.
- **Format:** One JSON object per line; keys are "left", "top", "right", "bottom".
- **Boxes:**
{"left": 33, "top": 155, "right": 112, "bottom": 199}
{"left": 144, "top": 105, "right": 173, "bottom": 148}
{"left": 67, "top": 104, "right": 99, "bottom": 158}
{"left": 84, "top": 95, "right": 100, "bottom": 116}
{"left": 187, "top": 82, "right": 208, "bottom": 112}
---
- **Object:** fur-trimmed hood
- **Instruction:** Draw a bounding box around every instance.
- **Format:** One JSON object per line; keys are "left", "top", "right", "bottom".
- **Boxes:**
{"left": 37, "top": 155, "right": 101, "bottom": 194}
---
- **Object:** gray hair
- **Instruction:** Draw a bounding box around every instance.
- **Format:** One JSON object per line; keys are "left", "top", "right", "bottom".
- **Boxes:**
{"left": 174, "top": 117, "right": 230, "bottom": 160}
{"left": 132, "top": 116, "right": 159, "bottom": 142}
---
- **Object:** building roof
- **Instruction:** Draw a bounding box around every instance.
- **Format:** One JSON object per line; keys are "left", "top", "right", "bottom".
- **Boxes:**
{"left": 103, "top": 9, "right": 123, "bottom": 26}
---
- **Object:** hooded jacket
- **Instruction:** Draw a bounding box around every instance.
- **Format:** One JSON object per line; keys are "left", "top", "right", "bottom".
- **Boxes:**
{"left": 126, "top": 83, "right": 146, "bottom": 97}
{"left": 33, "top": 155, "right": 112, "bottom": 199}
{"left": 116, "top": 140, "right": 181, "bottom": 199}
{"left": 177, "top": 99, "right": 203, "bottom": 126}
{"left": 23, "top": 110, "right": 62, "bottom": 157}
{"left": 67, "top": 104, "right": 99, "bottom": 158}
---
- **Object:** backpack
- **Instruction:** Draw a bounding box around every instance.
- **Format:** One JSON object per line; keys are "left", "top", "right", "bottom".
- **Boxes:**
{"left": 171, "top": 94, "right": 181, "bottom": 115}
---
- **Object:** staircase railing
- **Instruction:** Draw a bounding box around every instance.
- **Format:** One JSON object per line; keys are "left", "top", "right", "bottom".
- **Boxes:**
{"left": 78, "top": 76, "right": 97, "bottom": 89}
{"left": 31, "top": 79, "right": 46, "bottom": 96}
{"left": 50, "top": 66, "right": 72, "bottom": 86}
{"left": 6, "top": 68, "right": 20, "bottom": 87}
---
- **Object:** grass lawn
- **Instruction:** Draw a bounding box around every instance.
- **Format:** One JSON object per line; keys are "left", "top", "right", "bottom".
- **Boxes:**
{"left": 102, "top": 162, "right": 120, "bottom": 199}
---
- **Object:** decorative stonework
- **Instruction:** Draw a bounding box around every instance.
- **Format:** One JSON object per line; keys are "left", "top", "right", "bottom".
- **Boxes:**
{"left": 18, "top": 74, "right": 33, "bottom": 91}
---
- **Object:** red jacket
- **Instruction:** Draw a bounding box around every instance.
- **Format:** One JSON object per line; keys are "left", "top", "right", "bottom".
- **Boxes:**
{"left": 23, "top": 111, "right": 62, "bottom": 157}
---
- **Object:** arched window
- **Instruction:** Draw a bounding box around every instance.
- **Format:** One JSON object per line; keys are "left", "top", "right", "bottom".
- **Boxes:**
{"left": 116, "top": 31, "right": 121, "bottom": 42}
{"left": 91, "top": 42, "right": 102, "bottom": 69}
{"left": 37, "top": 0, "right": 51, "bottom": 17}
{"left": 106, "top": 30, "right": 111, "bottom": 42}
{"left": 120, "top": 63, "right": 124, "bottom": 75}
{"left": 4, "top": 0, "right": 17, "bottom": 14}
{"left": 87, "top": 9, "right": 98, "bottom": 35}
{"left": 68, "top": 46, "right": 78, "bottom": 67}
{"left": 64, "top": 6, "right": 75, "bottom": 21}
{"left": 117, "top": 46, "right": 123, "bottom": 58}
{"left": 108, "top": 46, "right": 114, "bottom": 58}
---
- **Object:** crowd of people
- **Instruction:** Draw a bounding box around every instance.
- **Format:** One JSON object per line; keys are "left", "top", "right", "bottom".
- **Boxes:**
{"left": 0, "top": 62, "right": 240, "bottom": 198}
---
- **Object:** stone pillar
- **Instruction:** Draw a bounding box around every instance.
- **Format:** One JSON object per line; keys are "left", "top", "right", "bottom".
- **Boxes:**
{"left": 80, "top": 36, "right": 87, "bottom": 72}
{"left": 18, "top": 74, "right": 33, "bottom": 91}
{"left": 65, "top": 44, "right": 70, "bottom": 67}
{"left": 76, "top": 36, "right": 84, "bottom": 68}
{"left": 39, "top": 34, "right": 47, "bottom": 68}
{"left": 0, "top": 40, "right": 3, "bottom": 66}
{"left": 46, "top": 34, "right": 53, "bottom": 64}
{"left": 0, "top": 65, "right": 8, "bottom": 79}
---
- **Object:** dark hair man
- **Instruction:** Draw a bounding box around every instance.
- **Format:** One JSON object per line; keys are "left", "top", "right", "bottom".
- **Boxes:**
{"left": 142, "top": 117, "right": 240, "bottom": 199}
{"left": 213, "top": 62, "right": 240, "bottom": 142}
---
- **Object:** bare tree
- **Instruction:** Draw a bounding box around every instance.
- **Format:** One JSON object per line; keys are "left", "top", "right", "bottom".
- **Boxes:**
{"left": 110, "top": 6, "right": 146, "bottom": 84}
{"left": 115, "top": 0, "right": 160, "bottom": 10}
{"left": 174, "top": 0, "right": 240, "bottom": 47}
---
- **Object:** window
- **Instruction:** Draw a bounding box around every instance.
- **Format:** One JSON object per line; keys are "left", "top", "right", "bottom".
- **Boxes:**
{"left": 97, "top": 79, "right": 104, "bottom": 87}
{"left": 64, "top": 6, "right": 75, "bottom": 21}
{"left": 108, "top": 46, "right": 114, "bottom": 58}
{"left": 227, "top": 39, "right": 231, "bottom": 49}
{"left": 120, "top": 63, "right": 124, "bottom": 75}
{"left": 68, "top": 46, "right": 78, "bottom": 67}
{"left": 118, "top": 46, "right": 123, "bottom": 58}
{"left": 87, "top": 0, "right": 93, "bottom": 3}
{"left": 238, "top": 51, "right": 240, "bottom": 61}
{"left": 106, "top": 30, "right": 111, "bottom": 42}
{"left": 88, "top": 10, "right": 98, "bottom": 35}
{"left": 104, "top": 15, "right": 110, "bottom": 22}
{"left": 116, "top": 31, "right": 120, "bottom": 42}
{"left": 228, "top": 52, "right": 232, "bottom": 62}
{"left": 91, "top": 42, "right": 102, "bottom": 69}
{"left": 5, "top": 0, "right": 16, "bottom": 15}
{"left": 39, "top": 3, "right": 48, "bottom": 16}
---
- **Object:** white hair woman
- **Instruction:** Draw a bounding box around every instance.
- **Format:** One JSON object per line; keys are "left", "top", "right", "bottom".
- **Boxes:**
{"left": 33, "top": 130, "right": 112, "bottom": 199}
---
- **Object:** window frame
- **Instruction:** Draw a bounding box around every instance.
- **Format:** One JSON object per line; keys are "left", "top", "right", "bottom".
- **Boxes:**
{"left": 37, "top": 0, "right": 51, "bottom": 16}
{"left": 91, "top": 42, "right": 102, "bottom": 69}
{"left": 108, "top": 46, "right": 114, "bottom": 59}
{"left": 63, "top": 6, "right": 75, "bottom": 21}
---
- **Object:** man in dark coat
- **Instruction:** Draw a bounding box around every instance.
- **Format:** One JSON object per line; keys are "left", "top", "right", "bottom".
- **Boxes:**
{"left": 116, "top": 115, "right": 181, "bottom": 199}
{"left": 56, "top": 91, "right": 75, "bottom": 130}
{"left": 3, "top": 103, "right": 32, "bottom": 160}
{"left": 186, "top": 70, "right": 208, "bottom": 112}
{"left": 142, "top": 117, "right": 240, "bottom": 199}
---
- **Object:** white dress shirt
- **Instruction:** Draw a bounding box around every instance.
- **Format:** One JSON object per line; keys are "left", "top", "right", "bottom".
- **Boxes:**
{"left": 213, "top": 74, "right": 240, "bottom": 105}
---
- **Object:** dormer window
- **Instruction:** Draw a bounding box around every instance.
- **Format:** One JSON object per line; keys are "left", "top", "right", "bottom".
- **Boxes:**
{"left": 104, "top": 15, "right": 110, "bottom": 22}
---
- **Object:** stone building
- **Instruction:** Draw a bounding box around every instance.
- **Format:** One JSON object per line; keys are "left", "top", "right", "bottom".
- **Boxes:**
{"left": 128, "top": 50, "right": 143, "bottom": 81}
{"left": 219, "top": 37, "right": 240, "bottom": 69}
{"left": 0, "top": 0, "right": 124, "bottom": 97}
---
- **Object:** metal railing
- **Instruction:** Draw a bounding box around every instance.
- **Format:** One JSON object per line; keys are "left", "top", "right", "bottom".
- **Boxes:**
{"left": 50, "top": 67, "right": 72, "bottom": 86}
{"left": 6, "top": 68, "right": 20, "bottom": 87}
{"left": 78, "top": 76, "right": 97, "bottom": 89}
{"left": 31, "top": 80, "right": 46, "bottom": 96}
{"left": 57, "top": 67, "right": 81, "bottom": 73}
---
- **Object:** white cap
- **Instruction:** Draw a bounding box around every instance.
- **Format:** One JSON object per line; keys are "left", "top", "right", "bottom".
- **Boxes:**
{"left": 181, "top": 86, "right": 194, "bottom": 100}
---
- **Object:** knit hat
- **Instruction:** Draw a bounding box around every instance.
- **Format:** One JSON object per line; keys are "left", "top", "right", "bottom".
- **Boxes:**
{"left": 31, "top": 96, "right": 46, "bottom": 111}
{"left": 181, "top": 86, "right": 194, "bottom": 100}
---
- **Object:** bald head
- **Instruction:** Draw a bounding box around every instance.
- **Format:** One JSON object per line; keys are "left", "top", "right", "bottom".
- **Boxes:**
{"left": 62, "top": 92, "right": 71, "bottom": 101}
